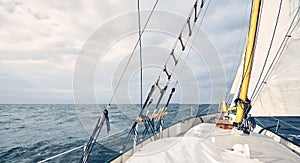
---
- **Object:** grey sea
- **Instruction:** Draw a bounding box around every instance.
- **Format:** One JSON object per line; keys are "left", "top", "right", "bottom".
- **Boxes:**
{"left": 0, "top": 104, "right": 299, "bottom": 162}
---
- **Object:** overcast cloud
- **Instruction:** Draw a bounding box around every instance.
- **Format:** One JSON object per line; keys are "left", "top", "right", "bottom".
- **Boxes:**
{"left": 0, "top": 0, "right": 251, "bottom": 104}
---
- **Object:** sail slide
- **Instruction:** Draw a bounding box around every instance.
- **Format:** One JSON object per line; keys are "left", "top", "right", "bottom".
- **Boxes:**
{"left": 248, "top": 0, "right": 300, "bottom": 116}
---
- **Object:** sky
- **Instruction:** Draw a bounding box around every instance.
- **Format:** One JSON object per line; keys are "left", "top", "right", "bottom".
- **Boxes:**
{"left": 0, "top": 0, "right": 252, "bottom": 104}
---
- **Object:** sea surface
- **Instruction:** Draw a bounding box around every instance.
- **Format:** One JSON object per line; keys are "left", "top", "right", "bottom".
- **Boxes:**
{"left": 0, "top": 104, "right": 299, "bottom": 162}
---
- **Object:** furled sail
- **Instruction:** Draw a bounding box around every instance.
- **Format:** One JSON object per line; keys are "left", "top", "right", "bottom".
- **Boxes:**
{"left": 240, "top": 0, "right": 300, "bottom": 116}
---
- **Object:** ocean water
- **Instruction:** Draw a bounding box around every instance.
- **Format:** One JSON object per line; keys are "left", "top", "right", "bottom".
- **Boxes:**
{"left": 0, "top": 104, "right": 299, "bottom": 162}
{"left": 255, "top": 116, "right": 300, "bottom": 147}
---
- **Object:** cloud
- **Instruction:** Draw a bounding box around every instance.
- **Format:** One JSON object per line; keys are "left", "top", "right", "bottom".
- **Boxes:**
{"left": 0, "top": 55, "right": 76, "bottom": 103}
{"left": 0, "top": 0, "right": 251, "bottom": 104}
{"left": 200, "top": 0, "right": 251, "bottom": 91}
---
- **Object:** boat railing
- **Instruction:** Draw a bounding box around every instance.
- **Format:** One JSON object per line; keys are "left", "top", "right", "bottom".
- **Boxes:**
{"left": 254, "top": 124, "right": 300, "bottom": 155}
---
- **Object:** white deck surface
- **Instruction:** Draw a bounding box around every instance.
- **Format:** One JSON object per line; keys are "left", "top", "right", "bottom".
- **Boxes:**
{"left": 127, "top": 123, "right": 300, "bottom": 163}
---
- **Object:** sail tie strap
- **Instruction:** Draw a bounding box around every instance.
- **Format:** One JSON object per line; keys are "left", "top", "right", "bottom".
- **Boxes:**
{"left": 166, "top": 87, "right": 176, "bottom": 108}
{"left": 120, "top": 0, "right": 211, "bottom": 152}
{"left": 194, "top": 1, "right": 198, "bottom": 22}
{"left": 141, "top": 84, "right": 156, "bottom": 115}
{"left": 178, "top": 33, "right": 186, "bottom": 51}
{"left": 155, "top": 85, "right": 168, "bottom": 109}
{"left": 155, "top": 88, "right": 175, "bottom": 130}
{"left": 163, "top": 66, "right": 172, "bottom": 80}
{"left": 187, "top": 17, "right": 192, "bottom": 36}
{"left": 170, "top": 49, "right": 178, "bottom": 65}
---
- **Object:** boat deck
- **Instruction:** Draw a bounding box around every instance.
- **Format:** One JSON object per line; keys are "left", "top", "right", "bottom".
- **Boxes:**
{"left": 127, "top": 123, "right": 300, "bottom": 162}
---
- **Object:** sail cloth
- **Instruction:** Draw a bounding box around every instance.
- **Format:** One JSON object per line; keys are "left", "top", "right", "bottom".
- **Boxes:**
{"left": 229, "top": 55, "right": 244, "bottom": 107}
{"left": 232, "top": 0, "right": 300, "bottom": 116}
{"left": 127, "top": 123, "right": 300, "bottom": 162}
{"left": 127, "top": 124, "right": 260, "bottom": 163}
{"left": 251, "top": 20, "right": 300, "bottom": 116}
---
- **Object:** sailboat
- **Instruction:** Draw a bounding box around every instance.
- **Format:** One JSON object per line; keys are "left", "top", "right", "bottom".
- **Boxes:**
{"left": 102, "top": 0, "right": 300, "bottom": 162}
{"left": 35, "top": 0, "right": 299, "bottom": 162}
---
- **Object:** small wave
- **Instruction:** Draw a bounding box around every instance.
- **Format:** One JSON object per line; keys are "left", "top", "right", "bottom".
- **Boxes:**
{"left": 3, "top": 127, "right": 10, "bottom": 130}
{"left": 64, "top": 117, "right": 77, "bottom": 123}
{"left": 18, "top": 125, "right": 26, "bottom": 129}
{"left": 0, "top": 140, "right": 83, "bottom": 162}
{"left": 288, "top": 134, "right": 300, "bottom": 139}
{"left": 0, "top": 146, "right": 27, "bottom": 161}
{"left": 1, "top": 114, "right": 11, "bottom": 117}
{"left": 12, "top": 118, "right": 22, "bottom": 121}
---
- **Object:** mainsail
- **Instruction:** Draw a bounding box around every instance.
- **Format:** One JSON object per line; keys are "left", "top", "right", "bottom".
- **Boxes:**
{"left": 233, "top": 0, "right": 300, "bottom": 116}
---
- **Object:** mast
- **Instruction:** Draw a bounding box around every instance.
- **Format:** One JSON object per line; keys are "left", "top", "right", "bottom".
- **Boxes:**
{"left": 235, "top": 0, "right": 261, "bottom": 124}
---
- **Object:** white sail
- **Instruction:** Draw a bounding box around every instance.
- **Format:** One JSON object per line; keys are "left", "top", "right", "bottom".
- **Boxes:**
{"left": 229, "top": 56, "right": 244, "bottom": 107}
{"left": 251, "top": 20, "right": 300, "bottom": 116}
{"left": 237, "top": 0, "right": 300, "bottom": 116}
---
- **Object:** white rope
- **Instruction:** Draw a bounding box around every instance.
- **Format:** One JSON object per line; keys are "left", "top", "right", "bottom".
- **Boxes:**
{"left": 38, "top": 129, "right": 125, "bottom": 163}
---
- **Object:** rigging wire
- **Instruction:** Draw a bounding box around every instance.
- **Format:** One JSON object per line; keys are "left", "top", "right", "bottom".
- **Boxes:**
{"left": 254, "top": 117, "right": 264, "bottom": 127}
{"left": 270, "top": 117, "right": 300, "bottom": 132}
{"left": 79, "top": 1, "right": 160, "bottom": 162}
{"left": 152, "top": 0, "right": 210, "bottom": 116}
{"left": 134, "top": 0, "right": 206, "bottom": 116}
{"left": 155, "top": 0, "right": 206, "bottom": 78}
{"left": 155, "top": 0, "right": 208, "bottom": 90}
{"left": 38, "top": 129, "right": 126, "bottom": 163}
{"left": 225, "top": 1, "right": 252, "bottom": 103}
{"left": 175, "top": 0, "right": 211, "bottom": 87}
{"left": 249, "top": 5, "right": 300, "bottom": 134}
{"left": 108, "top": 0, "right": 159, "bottom": 105}
{"left": 233, "top": 2, "right": 300, "bottom": 135}
{"left": 137, "top": 0, "right": 143, "bottom": 109}
{"left": 255, "top": 117, "right": 300, "bottom": 132}
{"left": 160, "top": 0, "right": 208, "bottom": 104}
{"left": 249, "top": 0, "right": 283, "bottom": 100}
{"left": 120, "top": 0, "right": 209, "bottom": 151}
{"left": 250, "top": 5, "right": 300, "bottom": 101}
{"left": 160, "top": 0, "right": 211, "bottom": 118}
